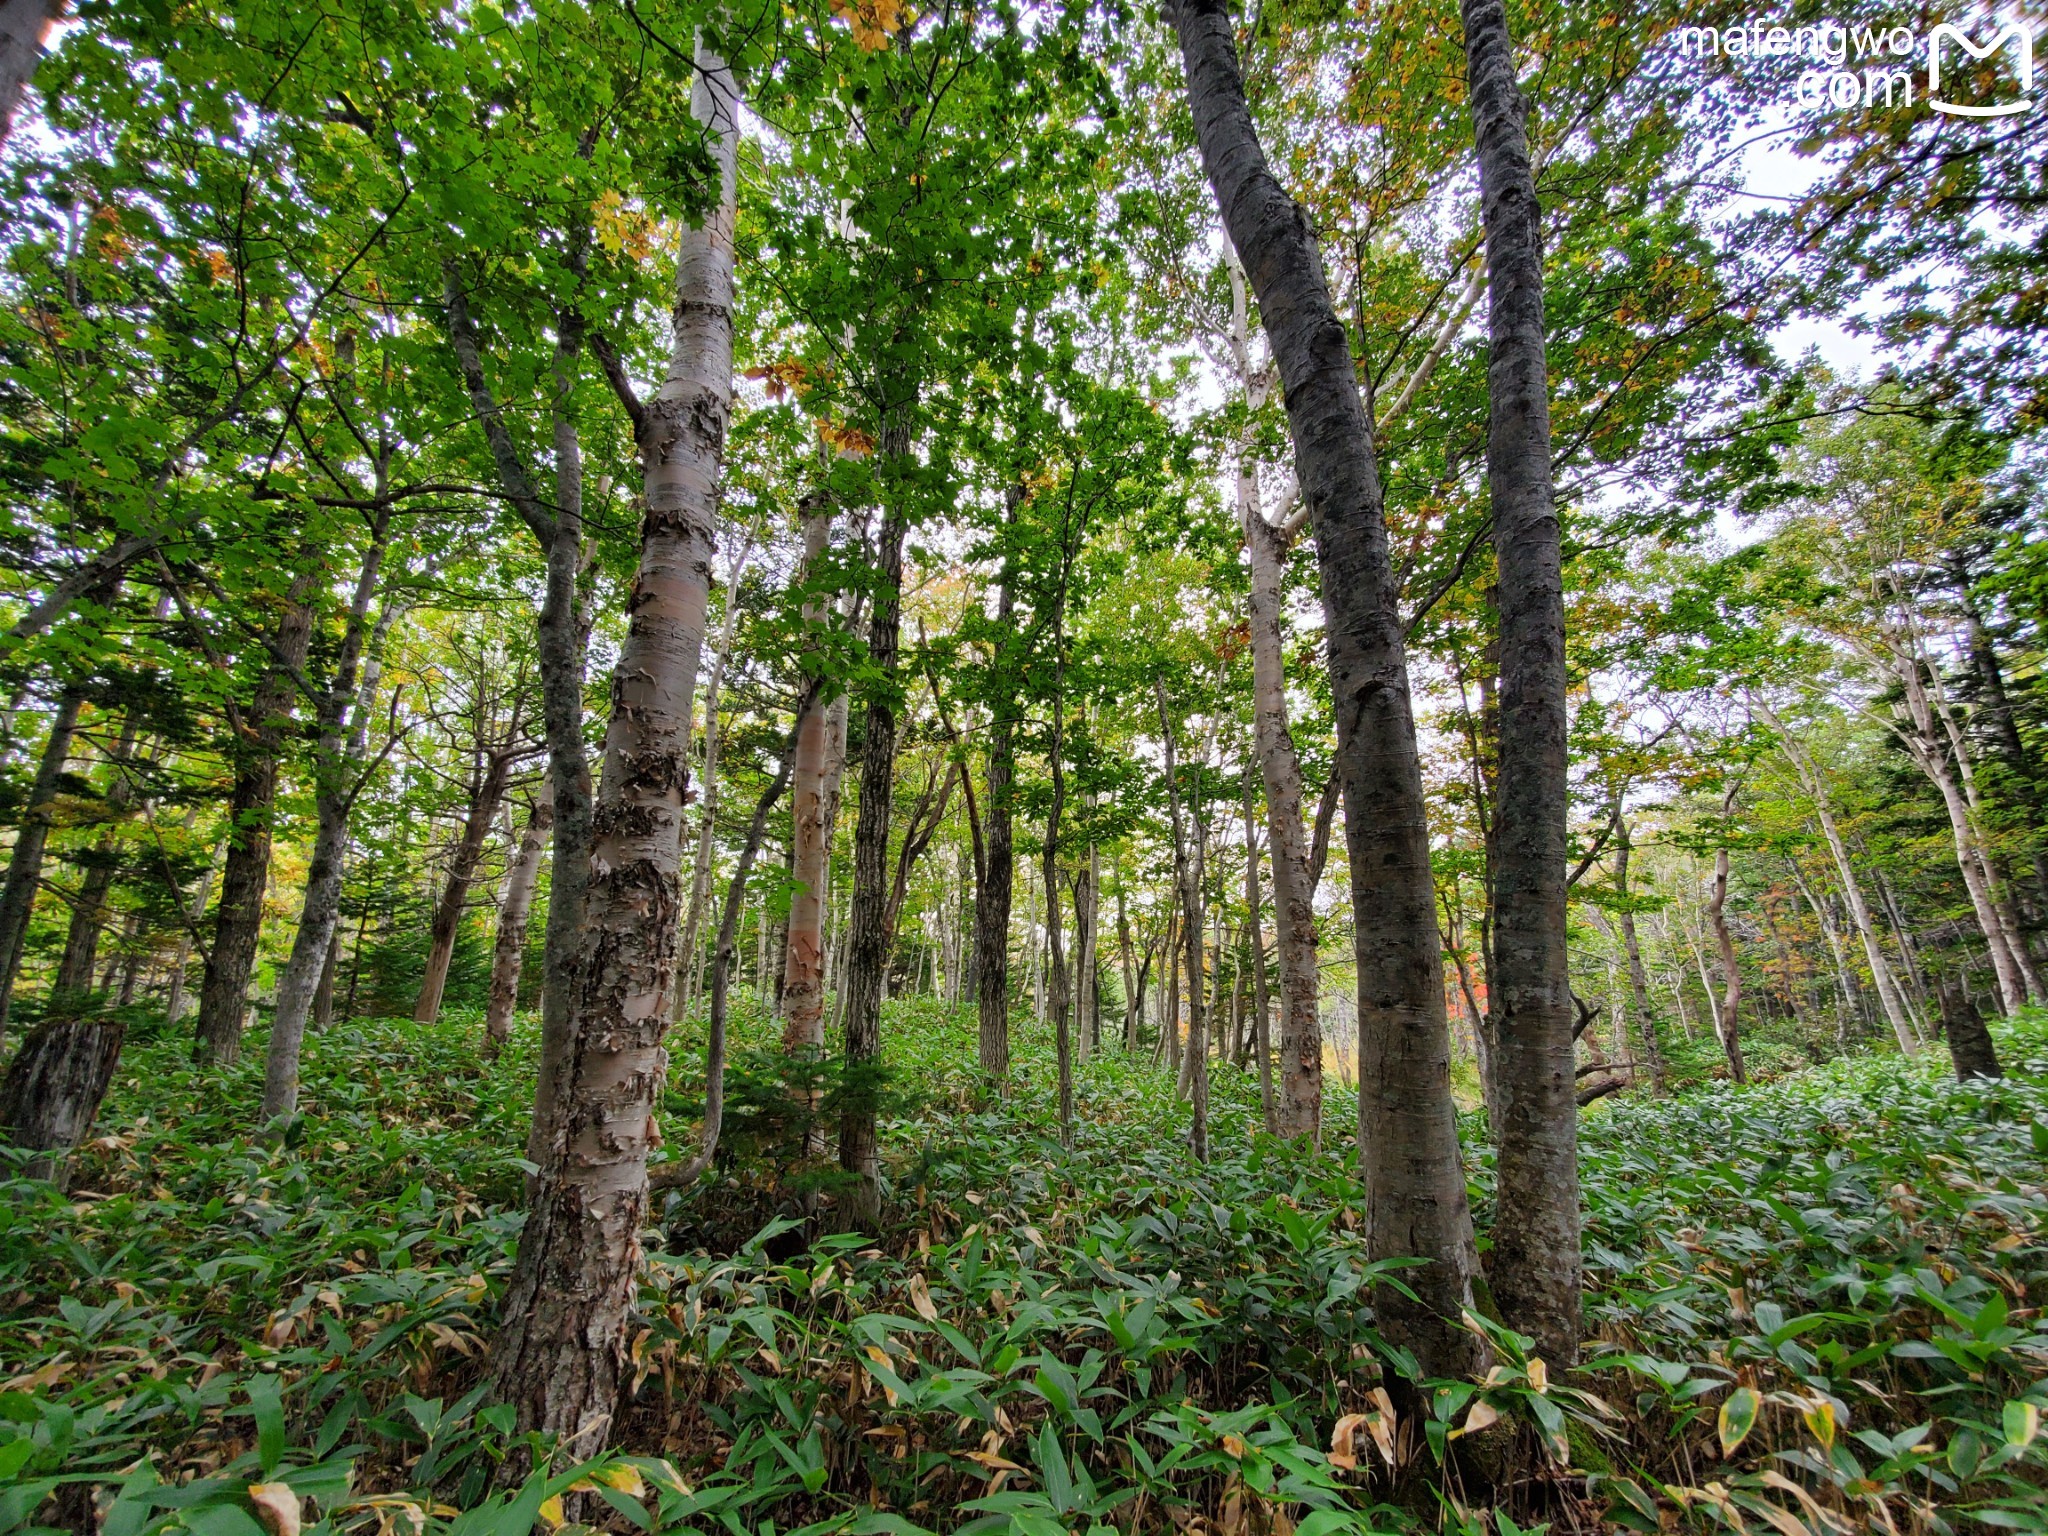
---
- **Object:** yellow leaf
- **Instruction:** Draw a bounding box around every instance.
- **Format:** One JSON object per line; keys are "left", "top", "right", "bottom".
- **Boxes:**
{"left": 597, "top": 1464, "right": 646, "bottom": 1498}
{"left": 248, "top": 1484, "right": 300, "bottom": 1536}
{"left": 538, "top": 1495, "right": 566, "bottom": 1529}
{"left": 1526, "top": 1357, "right": 1549, "bottom": 1394}
{"left": 1801, "top": 1397, "right": 1836, "bottom": 1451}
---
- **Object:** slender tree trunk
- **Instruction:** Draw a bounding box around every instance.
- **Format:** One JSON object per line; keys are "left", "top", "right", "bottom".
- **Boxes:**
{"left": 780, "top": 506, "right": 837, "bottom": 1058}
{"left": 312, "top": 929, "right": 339, "bottom": 1031}
{"left": 490, "top": 38, "right": 734, "bottom": 1455}
{"left": 1240, "top": 774, "right": 1275, "bottom": 1128}
{"left": 974, "top": 528, "right": 1019, "bottom": 1082}
{"left": 1706, "top": 832, "right": 1749, "bottom": 1084}
{"left": 485, "top": 789, "right": 552, "bottom": 1056}
{"left": 1244, "top": 512, "right": 1323, "bottom": 1143}
{"left": 1463, "top": 0, "right": 1580, "bottom": 1366}
{"left": 415, "top": 749, "right": 515, "bottom": 1024}
{"left": 264, "top": 520, "right": 398, "bottom": 1119}
{"left": 1613, "top": 825, "right": 1663, "bottom": 1092}
{"left": 839, "top": 471, "right": 910, "bottom": 1229}
{"left": 0, "top": 686, "right": 83, "bottom": 1044}
{"left": 53, "top": 715, "right": 143, "bottom": 1000}
{"left": 195, "top": 570, "right": 318, "bottom": 1066}
{"left": 1171, "top": 0, "right": 1483, "bottom": 1379}
{"left": 1156, "top": 682, "right": 1209, "bottom": 1161}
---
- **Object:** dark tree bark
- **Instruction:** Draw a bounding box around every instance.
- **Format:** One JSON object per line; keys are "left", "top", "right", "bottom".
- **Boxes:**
{"left": 194, "top": 570, "right": 318, "bottom": 1067}
{"left": 311, "top": 929, "right": 339, "bottom": 1031}
{"left": 974, "top": 518, "right": 1020, "bottom": 1083}
{"left": 0, "top": 1013, "right": 124, "bottom": 1188}
{"left": 1940, "top": 979, "right": 2001, "bottom": 1079}
{"left": 488, "top": 42, "right": 733, "bottom": 1456}
{"left": 1461, "top": 0, "right": 1580, "bottom": 1367}
{"left": 0, "top": 685, "right": 83, "bottom": 1045}
{"left": 840, "top": 447, "right": 911, "bottom": 1228}
{"left": 1170, "top": 0, "right": 1484, "bottom": 1379}
{"left": 484, "top": 789, "right": 552, "bottom": 1056}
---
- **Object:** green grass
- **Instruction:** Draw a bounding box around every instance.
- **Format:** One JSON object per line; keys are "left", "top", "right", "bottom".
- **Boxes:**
{"left": 0, "top": 1000, "right": 2043, "bottom": 1535}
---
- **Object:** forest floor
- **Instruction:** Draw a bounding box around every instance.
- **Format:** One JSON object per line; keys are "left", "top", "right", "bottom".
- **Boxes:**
{"left": 1, "top": 1002, "right": 2045, "bottom": 1536}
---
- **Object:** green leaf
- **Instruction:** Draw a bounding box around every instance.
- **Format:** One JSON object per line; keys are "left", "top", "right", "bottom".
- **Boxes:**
{"left": 1717, "top": 1387, "right": 1760, "bottom": 1457}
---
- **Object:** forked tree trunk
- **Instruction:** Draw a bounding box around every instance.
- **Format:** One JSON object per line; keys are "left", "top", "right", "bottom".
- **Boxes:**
{"left": 0, "top": 1013, "right": 124, "bottom": 1187}
{"left": 195, "top": 569, "right": 319, "bottom": 1067}
{"left": 0, "top": 685, "right": 83, "bottom": 1045}
{"left": 264, "top": 522, "right": 398, "bottom": 1121}
{"left": 1461, "top": 0, "right": 1580, "bottom": 1367}
{"left": 489, "top": 38, "right": 735, "bottom": 1455}
{"left": 485, "top": 789, "right": 552, "bottom": 1056}
{"left": 1171, "top": 0, "right": 1484, "bottom": 1380}
{"left": 1939, "top": 979, "right": 2001, "bottom": 1080}
{"left": 780, "top": 504, "right": 839, "bottom": 1061}
{"left": 840, "top": 449, "right": 912, "bottom": 1228}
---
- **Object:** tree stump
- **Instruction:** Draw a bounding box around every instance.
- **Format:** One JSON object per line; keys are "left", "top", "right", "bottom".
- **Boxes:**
{"left": 1939, "top": 981, "right": 2001, "bottom": 1081}
{"left": 0, "top": 1015, "right": 126, "bottom": 1188}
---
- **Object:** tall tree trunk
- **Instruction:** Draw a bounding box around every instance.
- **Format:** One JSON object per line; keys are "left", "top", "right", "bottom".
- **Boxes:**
{"left": 53, "top": 715, "right": 143, "bottom": 999}
{"left": 263, "top": 517, "right": 398, "bottom": 1120}
{"left": 1613, "top": 825, "right": 1663, "bottom": 1092}
{"left": 839, "top": 464, "right": 911, "bottom": 1229}
{"left": 1239, "top": 774, "right": 1275, "bottom": 1128}
{"left": 485, "top": 789, "right": 552, "bottom": 1055}
{"left": 0, "top": 685, "right": 84, "bottom": 1044}
{"left": 489, "top": 38, "right": 734, "bottom": 1455}
{"left": 974, "top": 524, "right": 1019, "bottom": 1082}
{"left": 1231, "top": 254, "right": 1322, "bottom": 1145}
{"left": 1706, "top": 830, "right": 1749, "bottom": 1084}
{"left": 414, "top": 749, "right": 515, "bottom": 1024}
{"left": 1156, "top": 682, "right": 1208, "bottom": 1162}
{"left": 780, "top": 504, "right": 838, "bottom": 1058}
{"left": 1463, "top": 0, "right": 1579, "bottom": 1367}
{"left": 195, "top": 570, "right": 318, "bottom": 1066}
{"left": 1171, "top": 0, "right": 1484, "bottom": 1379}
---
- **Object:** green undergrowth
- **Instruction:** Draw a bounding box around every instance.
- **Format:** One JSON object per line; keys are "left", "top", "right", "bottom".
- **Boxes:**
{"left": 0, "top": 1000, "right": 2043, "bottom": 1536}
